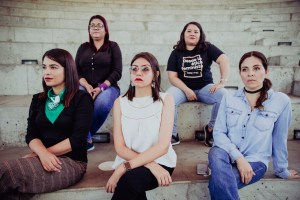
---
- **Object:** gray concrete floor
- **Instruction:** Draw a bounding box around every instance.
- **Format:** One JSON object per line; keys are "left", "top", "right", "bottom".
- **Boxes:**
{"left": 1, "top": 140, "right": 299, "bottom": 189}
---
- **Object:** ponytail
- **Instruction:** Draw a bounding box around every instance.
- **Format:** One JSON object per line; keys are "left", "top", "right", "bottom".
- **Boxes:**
{"left": 255, "top": 78, "right": 272, "bottom": 110}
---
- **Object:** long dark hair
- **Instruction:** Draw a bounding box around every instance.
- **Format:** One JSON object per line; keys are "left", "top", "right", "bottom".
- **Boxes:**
{"left": 173, "top": 21, "right": 209, "bottom": 52}
{"left": 88, "top": 15, "right": 110, "bottom": 51}
{"left": 123, "top": 52, "right": 161, "bottom": 102}
{"left": 41, "top": 48, "right": 79, "bottom": 107}
{"left": 239, "top": 51, "right": 272, "bottom": 110}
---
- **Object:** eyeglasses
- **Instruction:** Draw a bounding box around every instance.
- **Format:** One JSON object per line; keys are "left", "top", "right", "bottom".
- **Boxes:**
{"left": 89, "top": 24, "right": 104, "bottom": 29}
{"left": 130, "top": 65, "right": 151, "bottom": 75}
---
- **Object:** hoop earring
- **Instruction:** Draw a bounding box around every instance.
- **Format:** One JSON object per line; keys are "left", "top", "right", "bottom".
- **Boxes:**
{"left": 131, "top": 81, "right": 135, "bottom": 87}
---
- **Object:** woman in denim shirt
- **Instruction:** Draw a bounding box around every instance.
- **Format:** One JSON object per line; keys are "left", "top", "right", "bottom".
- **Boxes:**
{"left": 208, "top": 51, "right": 299, "bottom": 200}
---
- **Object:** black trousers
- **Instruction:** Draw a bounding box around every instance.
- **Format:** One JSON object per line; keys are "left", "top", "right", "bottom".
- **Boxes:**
{"left": 111, "top": 165, "right": 174, "bottom": 200}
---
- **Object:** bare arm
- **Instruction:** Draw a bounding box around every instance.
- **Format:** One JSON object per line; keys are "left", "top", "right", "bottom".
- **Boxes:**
{"left": 216, "top": 54, "right": 230, "bottom": 85}
{"left": 106, "top": 95, "right": 175, "bottom": 192}
{"left": 113, "top": 95, "right": 174, "bottom": 166}
{"left": 210, "top": 54, "right": 230, "bottom": 93}
{"left": 27, "top": 139, "right": 62, "bottom": 172}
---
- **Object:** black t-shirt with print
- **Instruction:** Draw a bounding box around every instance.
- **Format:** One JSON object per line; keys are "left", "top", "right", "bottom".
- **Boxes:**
{"left": 167, "top": 44, "right": 223, "bottom": 90}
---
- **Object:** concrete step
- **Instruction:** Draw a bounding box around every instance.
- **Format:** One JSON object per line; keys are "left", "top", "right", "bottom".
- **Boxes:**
{"left": 0, "top": 41, "right": 299, "bottom": 66}
{"left": 1, "top": 0, "right": 299, "bottom": 12}
{"left": 0, "top": 64, "right": 298, "bottom": 95}
{"left": 293, "top": 81, "right": 300, "bottom": 96}
{"left": 255, "top": 38, "right": 300, "bottom": 46}
{"left": 1, "top": 4, "right": 300, "bottom": 18}
{"left": 268, "top": 55, "right": 300, "bottom": 67}
{"left": 1, "top": 93, "right": 299, "bottom": 146}
{"left": 3, "top": 14, "right": 297, "bottom": 32}
{"left": 0, "top": 141, "right": 299, "bottom": 199}
{"left": 1, "top": 25, "right": 299, "bottom": 47}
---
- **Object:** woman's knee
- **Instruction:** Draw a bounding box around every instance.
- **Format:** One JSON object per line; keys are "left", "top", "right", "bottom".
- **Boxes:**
{"left": 166, "top": 86, "right": 186, "bottom": 106}
{"left": 215, "top": 88, "right": 227, "bottom": 101}
{"left": 208, "top": 147, "right": 229, "bottom": 166}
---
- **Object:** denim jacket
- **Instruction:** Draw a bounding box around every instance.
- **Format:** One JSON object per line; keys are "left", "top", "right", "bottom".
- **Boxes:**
{"left": 213, "top": 88, "right": 292, "bottom": 179}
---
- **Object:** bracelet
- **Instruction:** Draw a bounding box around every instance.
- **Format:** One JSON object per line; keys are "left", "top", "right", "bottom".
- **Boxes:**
{"left": 98, "top": 82, "right": 109, "bottom": 92}
{"left": 123, "top": 161, "right": 132, "bottom": 171}
{"left": 220, "top": 78, "right": 228, "bottom": 83}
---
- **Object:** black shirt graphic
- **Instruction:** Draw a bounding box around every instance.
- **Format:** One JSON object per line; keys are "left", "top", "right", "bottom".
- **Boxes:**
{"left": 167, "top": 44, "right": 223, "bottom": 90}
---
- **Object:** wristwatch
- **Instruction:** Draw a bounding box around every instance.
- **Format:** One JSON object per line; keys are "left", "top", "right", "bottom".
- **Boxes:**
{"left": 123, "top": 161, "right": 132, "bottom": 171}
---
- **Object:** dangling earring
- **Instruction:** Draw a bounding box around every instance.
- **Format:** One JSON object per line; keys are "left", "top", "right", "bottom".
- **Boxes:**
{"left": 131, "top": 81, "right": 135, "bottom": 87}
{"left": 151, "top": 81, "right": 155, "bottom": 88}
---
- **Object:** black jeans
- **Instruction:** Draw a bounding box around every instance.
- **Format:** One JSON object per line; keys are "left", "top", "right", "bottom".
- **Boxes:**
{"left": 111, "top": 165, "right": 174, "bottom": 200}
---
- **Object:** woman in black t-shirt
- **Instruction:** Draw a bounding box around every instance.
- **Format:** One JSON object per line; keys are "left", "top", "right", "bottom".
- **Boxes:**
{"left": 76, "top": 15, "right": 122, "bottom": 151}
{"left": 166, "top": 21, "right": 230, "bottom": 147}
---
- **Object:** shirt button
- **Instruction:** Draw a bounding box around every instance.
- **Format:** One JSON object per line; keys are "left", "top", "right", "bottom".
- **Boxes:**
{"left": 243, "top": 125, "right": 246, "bottom": 127}
{"left": 266, "top": 114, "right": 269, "bottom": 117}
{"left": 92, "top": 68, "right": 94, "bottom": 70}
{"left": 92, "top": 63, "right": 94, "bottom": 65}
{"left": 93, "top": 53, "right": 95, "bottom": 55}
{"left": 242, "top": 137, "right": 244, "bottom": 139}
{"left": 248, "top": 114, "right": 250, "bottom": 116}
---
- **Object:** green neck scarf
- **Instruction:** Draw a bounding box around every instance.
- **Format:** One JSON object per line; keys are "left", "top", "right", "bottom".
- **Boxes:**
{"left": 45, "top": 88, "right": 65, "bottom": 124}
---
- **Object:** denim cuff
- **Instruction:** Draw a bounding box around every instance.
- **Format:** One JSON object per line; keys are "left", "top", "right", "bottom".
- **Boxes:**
{"left": 229, "top": 149, "right": 243, "bottom": 163}
{"left": 275, "top": 168, "right": 291, "bottom": 179}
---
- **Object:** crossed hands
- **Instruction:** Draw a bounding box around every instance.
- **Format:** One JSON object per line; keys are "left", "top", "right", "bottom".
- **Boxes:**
{"left": 23, "top": 151, "right": 62, "bottom": 172}
{"left": 105, "top": 162, "right": 172, "bottom": 193}
{"left": 85, "top": 84, "right": 101, "bottom": 100}
{"left": 236, "top": 157, "right": 256, "bottom": 184}
{"left": 106, "top": 163, "right": 126, "bottom": 193}
{"left": 145, "top": 162, "right": 172, "bottom": 187}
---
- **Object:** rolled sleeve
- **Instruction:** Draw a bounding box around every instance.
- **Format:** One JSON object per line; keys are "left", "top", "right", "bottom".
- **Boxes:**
{"left": 272, "top": 99, "right": 291, "bottom": 179}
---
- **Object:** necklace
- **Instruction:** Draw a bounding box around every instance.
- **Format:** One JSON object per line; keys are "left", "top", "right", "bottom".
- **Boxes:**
{"left": 244, "top": 87, "right": 262, "bottom": 94}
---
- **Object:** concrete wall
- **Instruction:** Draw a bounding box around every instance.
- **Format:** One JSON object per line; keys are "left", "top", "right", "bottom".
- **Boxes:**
{"left": 0, "top": 0, "right": 300, "bottom": 146}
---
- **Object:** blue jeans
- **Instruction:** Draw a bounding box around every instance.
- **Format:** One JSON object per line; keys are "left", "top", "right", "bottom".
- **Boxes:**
{"left": 208, "top": 147, "right": 267, "bottom": 200}
{"left": 79, "top": 86, "right": 120, "bottom": 141}
{"left": 166, "top": 84, "right": 227, "bottom": 136}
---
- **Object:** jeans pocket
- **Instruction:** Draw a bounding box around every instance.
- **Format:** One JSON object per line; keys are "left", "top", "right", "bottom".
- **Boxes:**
{"left": 254, "top": 111, "right": 277, "bottom": 131}
{"left": 226, "top": 107, "right": 242, "bottom": 127}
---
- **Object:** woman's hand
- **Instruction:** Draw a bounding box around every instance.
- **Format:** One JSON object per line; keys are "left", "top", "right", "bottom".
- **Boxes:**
{"left": 91, "top": 87, "right": 101, "bottom": 100}
{"left": 236, "top": 157, "right": 255, "bottom": 184}
{"left": 84, "top": 83, "right": 94, "bottom": 96}
{"left": 184, "top": 88, "right": 197, "bottom": 101}
{"left": 145, "top": 162, "right": 172, "bottom": 186}
{"left": 38, "top": 151, "right": 62, "bottom": 172}
{"left": 210, "top": 83, "right": 225, "bottom": 93}
{"left": 288, "top": 169, "right": 300, "bottom": 179}
{"left": 22, "top": 152, "right": 37, "bottom": 158}
{"left": 106, "top": 164, "right": 126, "bottom": 193}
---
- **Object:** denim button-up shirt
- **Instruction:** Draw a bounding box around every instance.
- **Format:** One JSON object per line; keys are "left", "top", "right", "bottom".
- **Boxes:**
{"left": 213, "top": 88, "right": 292, "bottom": 179}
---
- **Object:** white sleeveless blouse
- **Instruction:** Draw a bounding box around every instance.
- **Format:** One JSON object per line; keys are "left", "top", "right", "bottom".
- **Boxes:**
{"left": 112, "top": 92, "right": 177, "bottom": 169}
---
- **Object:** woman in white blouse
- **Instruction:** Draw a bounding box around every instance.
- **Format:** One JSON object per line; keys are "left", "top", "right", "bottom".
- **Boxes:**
{"left": 106, "top": 52, "right": 177, "bottom": 200}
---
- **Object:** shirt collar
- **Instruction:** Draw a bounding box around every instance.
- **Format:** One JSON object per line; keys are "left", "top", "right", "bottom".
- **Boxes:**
{"left": 234, "top": 87, "right": 274, "bottom": 105}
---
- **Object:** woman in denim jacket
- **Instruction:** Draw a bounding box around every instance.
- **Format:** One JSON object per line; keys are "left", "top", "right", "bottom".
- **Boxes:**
{"left": 208, "top": 51, "right": 299, "bottom": 200}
